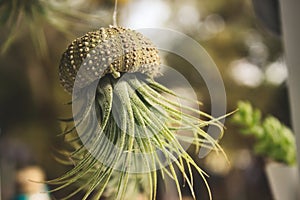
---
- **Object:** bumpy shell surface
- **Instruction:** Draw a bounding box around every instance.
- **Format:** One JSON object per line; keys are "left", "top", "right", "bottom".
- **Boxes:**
{"left": 59, "top": 26, "right": 160, "bottom": 93}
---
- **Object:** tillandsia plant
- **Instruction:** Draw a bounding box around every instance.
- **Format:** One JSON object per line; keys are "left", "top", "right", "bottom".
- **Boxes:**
{"left": 0, "top": 0, "right": 104, "bottom": 56}
{"left": 49, "top": 26, "right": 227, "bottom": 200}
{"left": 232, "top": 101, "right": 296, "bottom": 166}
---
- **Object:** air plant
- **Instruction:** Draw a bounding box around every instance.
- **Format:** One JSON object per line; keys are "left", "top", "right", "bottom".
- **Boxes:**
{"left": 0, "top": 0, "right": 105, "bottom": 57}
{"left": 50, "top": 26, "right": 227, "bottom": 200}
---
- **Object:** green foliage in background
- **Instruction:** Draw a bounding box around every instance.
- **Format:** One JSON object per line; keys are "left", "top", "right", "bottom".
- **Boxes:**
{"left": 0, "top": 0, "right": 105, "bottom": 57}
{"left": 232, "top": 101, "right": 296, "bottom": 166}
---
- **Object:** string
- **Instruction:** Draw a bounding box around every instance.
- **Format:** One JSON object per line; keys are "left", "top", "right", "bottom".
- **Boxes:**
{"left": 113, "top": 0, "right": 118, "bottom": 26}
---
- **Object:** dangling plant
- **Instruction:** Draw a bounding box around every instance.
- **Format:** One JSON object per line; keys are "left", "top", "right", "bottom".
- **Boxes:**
{"left": 0, "top": 0, "right": 105, "bottom": 56}
{"left": 50, "top": 26, "right": 227, "bottom": 200}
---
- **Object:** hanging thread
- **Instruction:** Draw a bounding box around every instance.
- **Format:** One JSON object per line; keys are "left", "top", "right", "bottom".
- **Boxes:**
{"left": 113, "top": 0, "right": 118, "bottom": 26}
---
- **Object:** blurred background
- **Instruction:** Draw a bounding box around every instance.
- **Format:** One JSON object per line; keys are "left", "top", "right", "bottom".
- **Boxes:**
{"left": 0, "top": 0, "right": 289, "bottom": 199}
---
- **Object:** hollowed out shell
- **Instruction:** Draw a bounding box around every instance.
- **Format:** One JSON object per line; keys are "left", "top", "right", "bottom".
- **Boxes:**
{"left": 59, "top": 26, "right": 161, "bottom": 93}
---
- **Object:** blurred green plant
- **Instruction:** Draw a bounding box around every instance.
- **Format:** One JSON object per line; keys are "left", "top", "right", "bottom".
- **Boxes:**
{"left": 0, "top": 0, "right": 105, "bottom": 57}
{"left": 232, "top": 101, "right": 296, "bottom": 166}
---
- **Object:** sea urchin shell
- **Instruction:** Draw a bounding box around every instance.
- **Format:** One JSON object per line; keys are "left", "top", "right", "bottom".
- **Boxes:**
{"left": 59, "top": 26, "right": 161, "bottom": 93}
